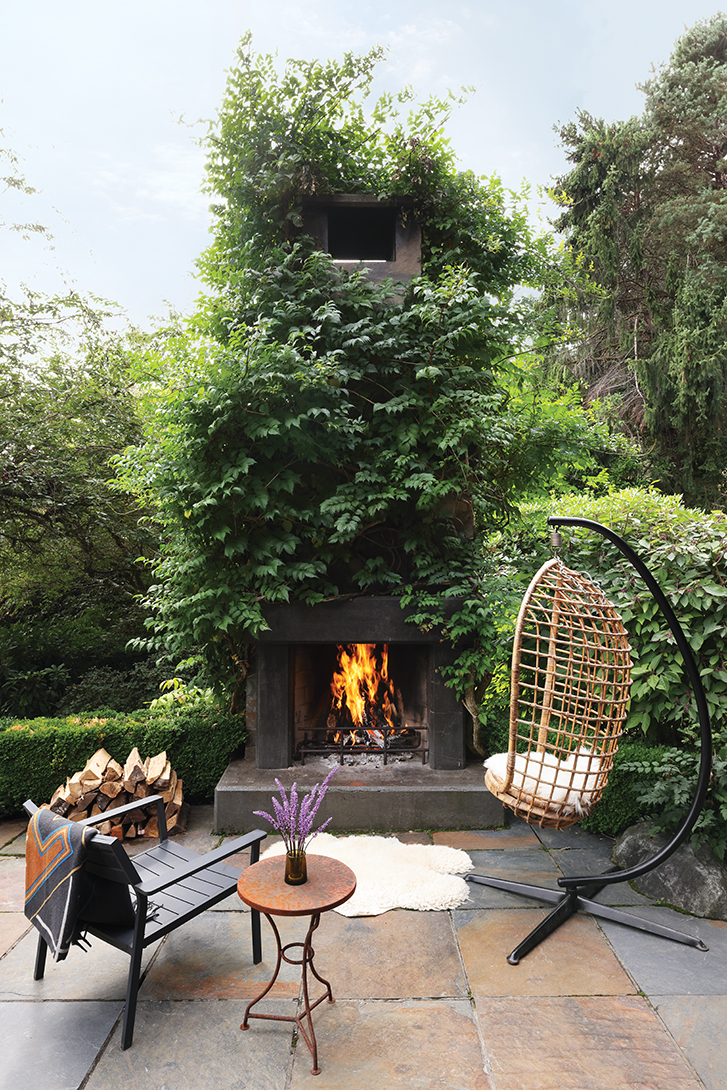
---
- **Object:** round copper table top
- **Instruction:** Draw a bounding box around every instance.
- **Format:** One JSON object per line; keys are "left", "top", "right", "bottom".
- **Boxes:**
{"left": 237, "top": 854, "right": 356, "bottom": 916}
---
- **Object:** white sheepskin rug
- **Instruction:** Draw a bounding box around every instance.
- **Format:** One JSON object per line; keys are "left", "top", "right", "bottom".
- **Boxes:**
{"left": 261, "top": 833, "right": 474, "bottom": 916}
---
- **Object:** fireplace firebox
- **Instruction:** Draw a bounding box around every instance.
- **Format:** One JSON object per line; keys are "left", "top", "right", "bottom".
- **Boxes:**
{"left": 292, "top": 641, "right": 429, "bottom": 764}
{"left": 246, "top": 596, "right": 467, "bottom": 770}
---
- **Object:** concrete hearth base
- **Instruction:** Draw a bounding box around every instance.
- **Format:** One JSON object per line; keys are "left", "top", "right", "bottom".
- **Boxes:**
{"left": 214, "top": 753, "right": 504, "bottom": 834}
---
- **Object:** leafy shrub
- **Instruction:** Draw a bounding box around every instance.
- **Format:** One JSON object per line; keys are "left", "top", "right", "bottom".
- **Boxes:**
{"left": 0, "top": 704, "right": 246, "bottom": 817}
{"left": 0, "top": 582, "right": 151, "bottom": 677}
{"left": 579, "top": 740, "right": 669, "bottom": 839}
{"left": 615, "top": 741, "right": 727, "bottom": 861}
{"left": 545, "top": 488, "right": 727, "bottom": 745}
{"left": 1, "top": 665, "right": 70, "bottom": 718}
{"left": 56, "top": 660, "right": 168, "bottom": 715}
{"left": 147, "top": 677, "right": 216, "bottom": 710}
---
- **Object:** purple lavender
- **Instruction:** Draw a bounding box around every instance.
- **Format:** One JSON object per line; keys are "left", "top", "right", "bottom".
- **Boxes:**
{"left": 253, "top": 765, "right": 338, "bottom": 853}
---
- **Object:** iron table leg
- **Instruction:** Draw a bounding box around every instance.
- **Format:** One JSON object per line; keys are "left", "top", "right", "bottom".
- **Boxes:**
{"left": 241, "top": 911, "right": 334, "bottom": 1075}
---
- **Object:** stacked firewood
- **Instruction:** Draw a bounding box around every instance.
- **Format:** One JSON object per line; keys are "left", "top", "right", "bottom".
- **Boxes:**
{"left": 49, "top": 746, "right": 188, "bottom": 839}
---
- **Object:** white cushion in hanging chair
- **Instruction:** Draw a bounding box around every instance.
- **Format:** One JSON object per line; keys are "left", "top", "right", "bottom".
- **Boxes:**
{"left": 484, "top": 746, "right": 601, "bottom": 818}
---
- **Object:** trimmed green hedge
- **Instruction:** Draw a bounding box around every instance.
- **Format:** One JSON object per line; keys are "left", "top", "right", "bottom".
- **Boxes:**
{"left": 0, "top": 704, "right": 245, "bottom": 816}
{"left": 579, "top": 740, "right": 668, "bottom": 839}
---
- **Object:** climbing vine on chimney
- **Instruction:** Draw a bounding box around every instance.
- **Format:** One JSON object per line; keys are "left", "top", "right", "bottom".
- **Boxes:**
{"left": 117, "top": 37, "right": 609, "bottom": 750}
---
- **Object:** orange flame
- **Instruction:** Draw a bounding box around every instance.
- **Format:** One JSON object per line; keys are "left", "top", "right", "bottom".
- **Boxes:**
{"left": 329, "top": 643, "right": 398, "bottom": 736}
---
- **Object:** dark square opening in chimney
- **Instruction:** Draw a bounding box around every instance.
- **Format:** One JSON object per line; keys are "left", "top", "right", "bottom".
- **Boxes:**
{"left": 327, "top": 206, "right": 397, "bottom": 261}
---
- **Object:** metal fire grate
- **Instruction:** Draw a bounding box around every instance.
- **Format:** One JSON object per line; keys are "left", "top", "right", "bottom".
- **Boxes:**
{"left": 297, "top": 727, "right": 428, "bottom": 766}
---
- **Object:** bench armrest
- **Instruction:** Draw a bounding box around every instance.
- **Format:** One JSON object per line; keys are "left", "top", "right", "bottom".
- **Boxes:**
{"left": 135, "top": 829, "right": 267, "bottom": 896}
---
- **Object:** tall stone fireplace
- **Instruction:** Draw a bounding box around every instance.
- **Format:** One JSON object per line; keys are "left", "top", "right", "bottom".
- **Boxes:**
{"left": 211, "top": 192, "right": 503, "bottom": 833}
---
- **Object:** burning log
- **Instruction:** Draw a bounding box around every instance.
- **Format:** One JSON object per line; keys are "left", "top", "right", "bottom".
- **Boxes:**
{"left": 49, "top": 746, "right": 185, "bottom": 839}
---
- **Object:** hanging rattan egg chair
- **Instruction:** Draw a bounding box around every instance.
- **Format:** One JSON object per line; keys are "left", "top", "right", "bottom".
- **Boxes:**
{"left": 466, "top": 517, "right": 713, "bottom": 965}
{"left": 483, "top": 556, "right": 632, "bottom": 830}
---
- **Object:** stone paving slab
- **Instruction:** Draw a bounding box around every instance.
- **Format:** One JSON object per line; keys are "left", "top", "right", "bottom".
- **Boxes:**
{"left": 84, "top": 999, "right": 296, "bottom": 1090}
{"left": 460, "top": 877, "right": 560, "bottom": 911}
{"left": 468, "top": 847, "right": 561, "bottom": 883}
{"left": 599, "top": 907, "right": 727, "bottom": 995}
{"left": 454, "top": 908, "right": 637, "bottom": 997}
{"left": 434, "top": 825, "right": 541, "bottom": 851}
{"left": 382, "top": 830, "right": 434, "bottom": 844}
{"left": 475, "top": 995, "right": 702, "bottom": 1090}
{"left": 139, "top": 912, "right": 304, "bottom": 1000}
{"left": 548, "top": 844, "right": 614, "bottom": 874}
{"left": 0, "top": 855, "right": 26, "bottom": 911}
{"left": 464, "top": 842, "right": 653, "bottom": 909}
{"left": 141, "top": 906, "right": 469, "bottom": 1005}
{"left": 288, "top": 999, "right": 493, "bottom": 1089}
{"left": 1, "top": 1000, "right": 122, "bottom": 1090}
{"left": 0, "top": 818, "right": 26, "bottom": 852}
{"left": 2, "top": 807, "right": 725, "bottom": 1090}
{"left": 531, "top": 822, "right": 616, "bottom": 851}
{"left": 297, "top": 908, "right": 467, "bottom": 1000}
{"left": 0, "top": 912, "right": 30, "bottom": 957}
{"left": 208, "top": 889, "right": 251, "bottom": 911}
{"left": 653, "top": 993, "right": 727, "bottom": 1090}
{"left": 550, "top": 846, "right": 655, "bottom": 906}
{"left": 462, "top": 848, "right": 562, "bottom": 909}
{"left": 0, "top": 926, "right": 161, "bottom": 1001}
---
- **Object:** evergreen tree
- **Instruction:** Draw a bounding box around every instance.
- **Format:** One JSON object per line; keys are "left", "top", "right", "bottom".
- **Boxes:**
{"left": 551, "top": 13, "right": 727, "bottom": 506}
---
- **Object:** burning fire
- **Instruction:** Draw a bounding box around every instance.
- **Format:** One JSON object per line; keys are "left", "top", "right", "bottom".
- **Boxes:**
{"left": 327, "top": 643, "right": 403, "bottom": 744}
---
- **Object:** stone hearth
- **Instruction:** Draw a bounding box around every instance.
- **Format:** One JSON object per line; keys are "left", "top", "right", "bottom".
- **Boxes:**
{"left": 214, "top": 756, "right": 503, "bottom": 834}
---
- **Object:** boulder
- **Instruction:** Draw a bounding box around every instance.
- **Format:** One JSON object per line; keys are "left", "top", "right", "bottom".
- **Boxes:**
{"left": 611, "top": 822, "right": 727, "bottom": 920}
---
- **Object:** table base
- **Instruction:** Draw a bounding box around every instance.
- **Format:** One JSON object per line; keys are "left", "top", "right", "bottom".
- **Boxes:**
{"left": 241, "top": 911, "right": 333, "bottom": 1075}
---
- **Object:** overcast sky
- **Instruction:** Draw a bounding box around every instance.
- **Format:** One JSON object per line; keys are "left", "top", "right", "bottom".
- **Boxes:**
{"left": 1, "top": 1, "right": 722, "bottom": 326}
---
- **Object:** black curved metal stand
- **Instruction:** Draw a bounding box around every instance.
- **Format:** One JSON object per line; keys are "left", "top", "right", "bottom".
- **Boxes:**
{"left": 465, "top": 516, "right": 713, "bottom": 963}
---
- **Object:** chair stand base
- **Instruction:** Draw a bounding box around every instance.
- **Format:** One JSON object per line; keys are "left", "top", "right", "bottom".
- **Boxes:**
{"left": 464, "top": 873, "right": 709, "bottom": 964}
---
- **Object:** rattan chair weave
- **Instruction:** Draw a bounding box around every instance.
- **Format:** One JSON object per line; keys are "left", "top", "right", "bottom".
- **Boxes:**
{"left": 485, "top": 557, "right": 632, "bottom": 829}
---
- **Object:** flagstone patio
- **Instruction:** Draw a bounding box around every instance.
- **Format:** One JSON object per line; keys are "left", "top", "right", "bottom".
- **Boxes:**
{"left": 1, "top": 807, "right": 724, "bottom": 1090}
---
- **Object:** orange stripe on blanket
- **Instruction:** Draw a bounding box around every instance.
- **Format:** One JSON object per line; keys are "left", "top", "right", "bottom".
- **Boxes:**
{"left": 25, "top": 814, "right": 74, "bottom": 903}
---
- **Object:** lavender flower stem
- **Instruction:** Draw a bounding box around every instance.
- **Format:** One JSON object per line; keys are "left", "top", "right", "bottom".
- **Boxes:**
{"left": 255, "top": 766, "right": 338, "bottom": 854}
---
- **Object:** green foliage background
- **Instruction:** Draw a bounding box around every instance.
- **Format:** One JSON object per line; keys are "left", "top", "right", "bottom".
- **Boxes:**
{"left": 116, "top": 40, "right": 618, "bottom": 721}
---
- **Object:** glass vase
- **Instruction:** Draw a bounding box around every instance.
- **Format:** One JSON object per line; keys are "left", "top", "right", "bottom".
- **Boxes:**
{"left": 284, "top": 849, "right": 307, "bottom": 885}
